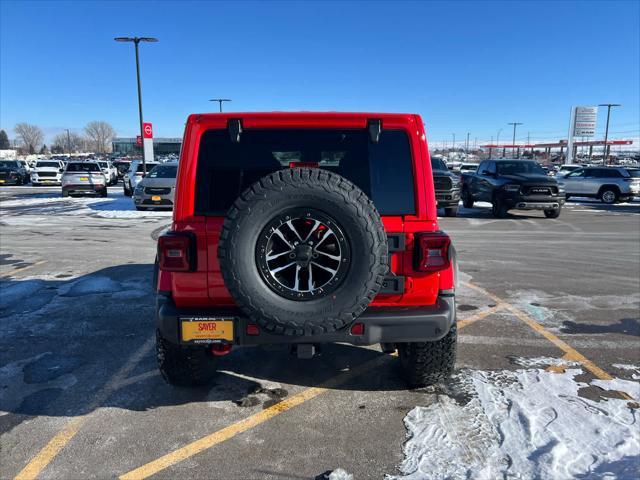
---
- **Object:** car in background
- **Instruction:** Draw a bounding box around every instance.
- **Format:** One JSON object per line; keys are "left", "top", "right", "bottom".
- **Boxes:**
{"left": 123, "top": 160, "right": 159, "bottom": 197}
{"left": 561, "top": 166, "right": 639, "bottom": 204}
{"left": 0, "top": 160, "right": 28, "bottom": 185}
{"left": 431, "top": 156, "right": 461, "bottom": 216}
{"left": 31, "top": 160, "right": 64, "bottom": 186}
{"left": 461, "top": 159, "right": 565, "bottom": 218}
{"left": 556, "top": 165, "right": 582, "bottom": 177}
{"left": 459, "top": 163, "right": 478, "bottom": 173}
{"left": 61, "top": 161, "right": 107, "bottom": 197}
{"left": 16, "top": 160, "right": 32, "bottom": 182}
{"left": 133, "top": 162, "right": 178, "bottom": 210}
{"left": 97, "top": 160, "right": 118, "bottom": 185}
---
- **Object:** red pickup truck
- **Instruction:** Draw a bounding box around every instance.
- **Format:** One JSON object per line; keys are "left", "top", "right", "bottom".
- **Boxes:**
{"left": 154, "top": 112, "right": 457, "bottom": 387}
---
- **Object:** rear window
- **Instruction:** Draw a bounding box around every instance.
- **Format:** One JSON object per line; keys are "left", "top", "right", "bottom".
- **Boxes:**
{"left": 0, "top": 161, "right": 19, "bottom": 168}
{"left": 66, "top": 163, "right": 101, "bottom": 172}
{"left": 148, "top": 164, "right": 177, "bottom": 178}
{"left": 195, "top": 129, "right": 415, "bottom": 215}
{"left": 137, "top": 163, "right": 158, "bottom": 173}
{"left": 627, "top": 169, "right": 640, "bottom": 178}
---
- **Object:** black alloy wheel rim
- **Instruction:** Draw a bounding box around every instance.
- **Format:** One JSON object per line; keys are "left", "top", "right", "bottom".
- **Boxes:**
{"left": 255, "top": 209, "right": 351, "bottom": 300}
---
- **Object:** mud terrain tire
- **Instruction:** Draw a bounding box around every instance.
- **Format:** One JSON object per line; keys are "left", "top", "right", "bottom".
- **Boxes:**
{"left": 218, "top": 168, "right": 388, "bottom": 336}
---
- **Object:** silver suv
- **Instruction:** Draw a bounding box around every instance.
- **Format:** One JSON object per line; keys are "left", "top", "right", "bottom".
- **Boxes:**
{"left": 560, "top": 166, "right": 640, "bottom": 203}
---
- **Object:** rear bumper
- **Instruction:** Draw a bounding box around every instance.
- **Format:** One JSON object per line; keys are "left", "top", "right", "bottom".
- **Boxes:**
{"left": 156, "top": 293, "right": 456, "bottom": 346}
{"left": 62, "top": 184, "right": 106, "bottom": 194}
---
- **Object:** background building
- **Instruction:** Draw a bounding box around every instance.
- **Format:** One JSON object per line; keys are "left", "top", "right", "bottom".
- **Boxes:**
{"left": 111, "top": 137, "right": 182, "bottom": 156}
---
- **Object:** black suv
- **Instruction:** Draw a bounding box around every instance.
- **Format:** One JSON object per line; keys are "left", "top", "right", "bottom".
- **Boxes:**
{"left": 431, "top": 156, "right": 461, "bottom": 217}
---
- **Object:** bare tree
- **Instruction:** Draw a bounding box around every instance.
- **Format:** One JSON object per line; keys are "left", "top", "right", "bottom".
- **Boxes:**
{"left": 84, "top": 121, "right": 116, "bottom": 153}
{"left": 14, "top": 123, "right": 44, "bottom": 154}
{"left": 52, "top": 131, "right": 85, "bottom": 153}
{"left": 0, "top": 130, "right": 10, "bottom": 149}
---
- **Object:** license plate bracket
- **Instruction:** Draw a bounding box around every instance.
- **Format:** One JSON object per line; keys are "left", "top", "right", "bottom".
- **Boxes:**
{"left": 180, "top": 317, "right": 234, "bottom": 344}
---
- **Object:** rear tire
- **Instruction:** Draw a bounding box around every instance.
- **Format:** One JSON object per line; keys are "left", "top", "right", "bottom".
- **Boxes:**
{"left": 600, "top": 188, "right": 618, "bottom": 204}
{"left": 398, "top": 324, "right": 457, "bottom": 387}
{"left": 135, "top": 206, "right": 147, "bottom": 211}
{"left": 100, "top": 189, "right": 108, "bottom": 198}
{"left": 62, "top": 190, "right": 69, "bottom": 198}
{"left": 444, "top": 205, "right": 458, "bottom": 217}
{"left": 124, "top": 183, "right": 132, "bottom": 197}
{"left": 156, "top": 330, "right": 218, "bottom": 387}
{"left": 461, "top": 189, "right": 474, "bottom": 208}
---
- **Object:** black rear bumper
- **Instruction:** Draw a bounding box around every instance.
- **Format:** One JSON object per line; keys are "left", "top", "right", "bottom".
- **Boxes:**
{"left": 156, "top": 293, "right": 456, "bottom": 346}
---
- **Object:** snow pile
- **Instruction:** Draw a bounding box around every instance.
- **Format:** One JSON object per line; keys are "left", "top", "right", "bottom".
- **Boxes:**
{"left": 0, "top": 191, "right": 172, "bottom": 219}
{"left": 327, "top": 469, "right": 354, "bottom": 480}
{"left": 390, "top": 367, "right": 640, "bottom": 480}
{"left": 60, "top": 275, "right": 122, "bottom": 297}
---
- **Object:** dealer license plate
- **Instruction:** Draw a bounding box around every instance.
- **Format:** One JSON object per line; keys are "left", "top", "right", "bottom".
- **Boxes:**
{"left": 181, "top": 318, "right": 234, "bottom": 343}
{"left": 151, "top": 195, "right": 161, "bottom": 201}
{"left": 0, "top": 180, "right": 5, "bottom": 183}
{"left": 79, "top": 177, "right": 88, "bottom": 181}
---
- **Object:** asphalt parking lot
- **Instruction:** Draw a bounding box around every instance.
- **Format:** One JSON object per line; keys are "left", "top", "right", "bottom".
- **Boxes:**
{"left": 1, "top": 185, "right": 639, "bottom": 479}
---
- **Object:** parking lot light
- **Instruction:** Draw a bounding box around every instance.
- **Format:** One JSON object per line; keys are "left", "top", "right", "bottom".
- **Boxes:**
{"left": 114, "top": 36, "right": 158, "bottom": 175}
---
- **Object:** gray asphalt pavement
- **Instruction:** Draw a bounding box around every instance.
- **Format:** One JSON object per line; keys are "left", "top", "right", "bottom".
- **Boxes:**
{"left": 1, "top": 186, "right": 638, "bottom": 479}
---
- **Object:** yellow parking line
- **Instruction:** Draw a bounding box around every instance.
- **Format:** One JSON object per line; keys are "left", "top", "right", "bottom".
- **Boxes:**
{"left": 461, "top": 281, "right": 633, "bottom": 400}
{"left": 120, "top": 307, "right": 492, "bottom": 480}
{"left": 0, "top": 260, "right": 47, "bottom": 277}
{"left": 457, "top": 304, "right": 506, "bottom": 329}
{"left": 14, "top": 336, "right": 155, "bottom": 480}
{"left": 119, "top": 353, "right": 393, "bottom": 480}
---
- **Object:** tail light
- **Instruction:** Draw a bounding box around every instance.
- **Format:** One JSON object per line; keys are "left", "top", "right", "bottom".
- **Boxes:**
{"left": 414, "top": 232, "right": 451, "bottom": 272}
{"left": 158, "top": 233, "right": 195, "bottom": 271}
{"left": 289, "top": 161, "right": 319, "bottom": 168}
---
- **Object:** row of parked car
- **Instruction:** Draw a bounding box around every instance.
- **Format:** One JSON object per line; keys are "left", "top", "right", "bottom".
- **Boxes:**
{"left": 431, "top": 157, "right": 640, "bottom": 218}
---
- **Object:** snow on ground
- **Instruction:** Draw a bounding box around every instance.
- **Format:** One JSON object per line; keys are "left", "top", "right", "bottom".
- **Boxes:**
{"left": 389, "top": 363, "right": 640, "bottom": 480}
{"left": 0, "top": 191, "right": 172, "bottom": 219}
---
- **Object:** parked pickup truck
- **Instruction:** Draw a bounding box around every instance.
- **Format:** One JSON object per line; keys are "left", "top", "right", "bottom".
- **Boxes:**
{"left": 431, "top": 156, "right": 461, "bottom": 217}
{"left": 461, "top": 159, "right": 565, "bottom": 218}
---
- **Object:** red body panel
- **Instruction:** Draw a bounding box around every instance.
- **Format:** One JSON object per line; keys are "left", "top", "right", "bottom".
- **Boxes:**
{"left": 165, "top": 112, "right": 452, "bottom": 309}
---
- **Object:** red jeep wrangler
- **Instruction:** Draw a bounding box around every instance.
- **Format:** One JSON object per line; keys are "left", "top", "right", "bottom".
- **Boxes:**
{"left": 155, "top": 113, "right": 457, "bottom": 387}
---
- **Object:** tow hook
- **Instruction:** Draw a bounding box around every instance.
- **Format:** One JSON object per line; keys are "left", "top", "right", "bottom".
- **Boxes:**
{"left": 211, "top": 344, "right": 233, "bottom": 356}
{"left": 292, "top": 344, "right": 320, "bottom": 359}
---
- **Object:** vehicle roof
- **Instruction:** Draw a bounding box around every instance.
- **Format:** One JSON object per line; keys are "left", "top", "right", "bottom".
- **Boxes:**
{"left": 186, "top": 112, "right": 421, "bottom": 129}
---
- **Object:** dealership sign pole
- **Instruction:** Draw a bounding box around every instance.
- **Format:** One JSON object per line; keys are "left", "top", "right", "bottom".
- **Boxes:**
{"left": 143, "top": 123, "right": 154, "bottom": 165}
{"left": 566, "top": 106, "right": 597, "bottom": 165}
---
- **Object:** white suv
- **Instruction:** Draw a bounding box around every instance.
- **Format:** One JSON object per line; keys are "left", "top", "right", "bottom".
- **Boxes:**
{"left": 31, "top": 160, "right": 64, "bottom": 186}
{"left": 123, "top": 160, "right": 158, "bottom": 197}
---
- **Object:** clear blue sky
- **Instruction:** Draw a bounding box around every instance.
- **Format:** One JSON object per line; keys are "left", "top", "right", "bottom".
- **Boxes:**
{"left": 1, "top": 0, "right": 639, "bottom": 147}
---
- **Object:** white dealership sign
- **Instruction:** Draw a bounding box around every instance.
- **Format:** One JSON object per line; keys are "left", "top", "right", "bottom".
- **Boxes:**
{"left": 573, "top": 106, "right": 598, "bottom": 137}
{"left": 566, "top": 106, "right": 598, "bottom": 164}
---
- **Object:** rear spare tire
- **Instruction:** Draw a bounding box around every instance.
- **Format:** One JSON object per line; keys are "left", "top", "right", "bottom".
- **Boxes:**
{"left": 218, "top": 168, "right": 388, "bottom": 336}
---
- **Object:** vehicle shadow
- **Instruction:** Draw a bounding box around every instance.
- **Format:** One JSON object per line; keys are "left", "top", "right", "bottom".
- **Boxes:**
{"left": 0, "top": 264, "right": 404, "bottom": 435}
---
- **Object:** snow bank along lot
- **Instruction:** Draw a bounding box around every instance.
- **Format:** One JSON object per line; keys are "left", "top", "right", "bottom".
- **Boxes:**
{"left": 390, "top": 360, "right": 639, "bottom": 480}
{"left": 1, "top": 185, "right": 639, "bottom": 479}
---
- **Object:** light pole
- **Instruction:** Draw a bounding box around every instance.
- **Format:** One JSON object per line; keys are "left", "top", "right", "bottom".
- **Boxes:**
{"left": 452, "top": 133, "right": 455, "bottom": 151}
{"left": 496, "top": 129, "right": 502, "bottom": 158}
{"left": 209, "top": 98, "right": 232, "bottom": 112}
{"left": 465, "top": 132, "right": 470, "bottom": 153}
{"left": 114, "top": 36, "right": 158, "bottom": 174}
{"left": 598, "top": 103, "right": 621, "bottom": 165}
{"left": 508, "top": 122, "right": 523, "bottom": 158}
{"left": 65, "top": 129, "right": 71, "bottom": 155}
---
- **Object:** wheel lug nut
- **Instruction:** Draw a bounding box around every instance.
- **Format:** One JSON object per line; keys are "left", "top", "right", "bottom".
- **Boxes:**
{"left": 289, "top": 253, "right": 296, "bottom": 259}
